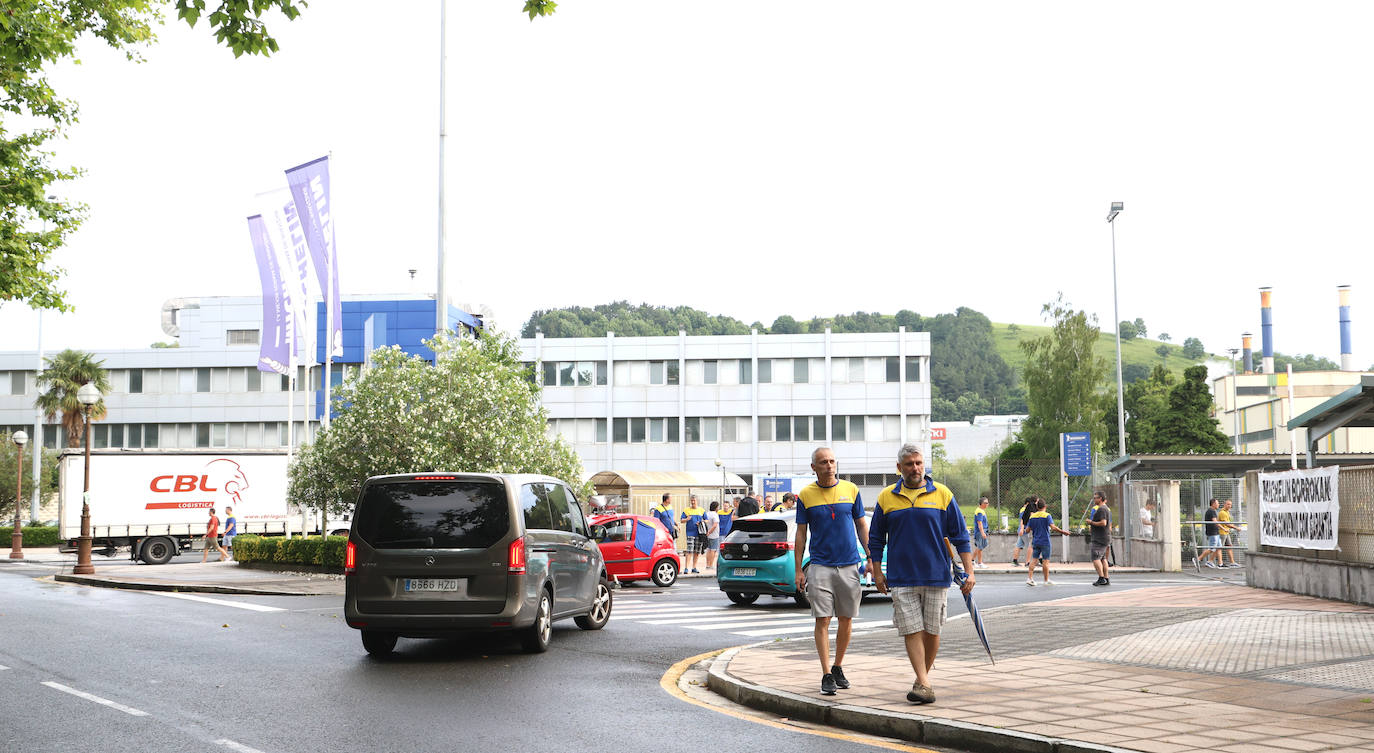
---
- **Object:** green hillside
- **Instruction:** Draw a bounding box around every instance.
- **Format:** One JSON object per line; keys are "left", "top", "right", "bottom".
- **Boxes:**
{"left": 990, "top": 322, "right": 1217, "bottom": 382}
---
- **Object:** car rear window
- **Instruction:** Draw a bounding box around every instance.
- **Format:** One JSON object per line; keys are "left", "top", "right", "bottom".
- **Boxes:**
{"left": 723, "top": 519, "right": 789, "bottom": 544}
{"left": 354, "top": 479, "right": 509, "bottom": 549}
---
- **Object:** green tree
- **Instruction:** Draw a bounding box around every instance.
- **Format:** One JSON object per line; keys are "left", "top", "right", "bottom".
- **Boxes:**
{"left": 1274, "top": 352, "right": 1341, "bottom": 372}
{"left": 1133, "top": 318, "right": 1147, "bottom": 339}
{"left": 0, "top": 442, "right": 58, "bottom": 523}
{"left": 770, "top": 314, "right": 803, "bottom": 334}
{"left": 1019, "top": 295, "right": 1109, "bottom": 460}
{"left": 1118, "top": 320, "right": 1138, "bottom": 341}
{"left": 1156, "top": 344, "right": 1172, "bottom": 360}
{"left": 3, "top": 1, "right": 554, "bottom": 312}
{"left": 1115, "top": 365, "right": 1177, "bottom": 453}
{"left": 288, "top": 332, "right": 590, "bottom": 521}
{"left": 1122, "top": 362, "right": 1150, "bottom": 384}
{"left": 1158, "top": 332, "right": 1171, "bottom": 342}
{"left": 1181, "top": 337, "right": 1206, "bottom": 360}
{"left": 1154, "top": 365, "right": 1230, "bottom": 453}
{"left": 34, "top": 349, "right": 109, "bottom": 447}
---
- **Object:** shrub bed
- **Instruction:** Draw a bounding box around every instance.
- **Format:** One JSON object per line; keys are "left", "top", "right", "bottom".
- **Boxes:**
{"left": 0, "top": 526, "right": 61, "bottom": 547}
{"left": 232, "top": 534, "right": 345, "bottom": 570}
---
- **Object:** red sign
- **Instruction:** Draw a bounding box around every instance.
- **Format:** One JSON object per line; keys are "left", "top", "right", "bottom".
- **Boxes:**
{"left": 931, "top": 427, "right": 947, "bottom": 440}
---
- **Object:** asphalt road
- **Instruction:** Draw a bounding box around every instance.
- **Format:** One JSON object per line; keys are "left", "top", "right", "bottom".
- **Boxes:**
{"left": 0, "top": 560, "right": 1206, "bottom": 753}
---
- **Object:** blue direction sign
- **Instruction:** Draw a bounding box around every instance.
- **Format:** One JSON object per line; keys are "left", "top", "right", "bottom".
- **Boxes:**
{"left": 1061, "top": 432, "right": 1093, "bottom": 477}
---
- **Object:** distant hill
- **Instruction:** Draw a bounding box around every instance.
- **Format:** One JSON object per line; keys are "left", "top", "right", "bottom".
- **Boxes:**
{"left": 990, "top": 322, "right": 1214, "bottom": 385}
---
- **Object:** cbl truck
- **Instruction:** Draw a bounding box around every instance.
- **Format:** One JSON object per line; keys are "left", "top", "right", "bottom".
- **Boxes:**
{"left": 57, "top": 449, "right": 344, "bottom": 565}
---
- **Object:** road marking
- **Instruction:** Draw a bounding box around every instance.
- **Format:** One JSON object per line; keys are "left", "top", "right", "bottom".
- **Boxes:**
{"left": 154, "top": 592, "right": 285, "bottom": 612}
{"left": 639, "top": 611, "right": 802, "bottom": 625}
{"left": 215, "top": 739, "right": 269, "bottom": 753}
{"left": 732, "top": 619, "right": 893, "bottom": 637}
{"left": 42, "top": 681, "right": 148, "bottom": 716}
{"left": 0, "top": 664, "right": 9, "bottom": 670}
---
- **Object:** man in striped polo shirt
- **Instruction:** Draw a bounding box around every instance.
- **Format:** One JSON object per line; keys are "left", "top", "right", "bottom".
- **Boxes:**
{"left": 795, "top": 447, "right": 870, "bottom": 697}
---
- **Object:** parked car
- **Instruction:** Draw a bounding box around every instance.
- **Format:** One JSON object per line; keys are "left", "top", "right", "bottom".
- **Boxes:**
{"left": 344, "top": 472, "right": 613, "bottom": 656}
{"left": 589, "top": 513, "right": 681, "bottom": 587}
{"left": 716, "top": 510, "right": 886, "bottom": 607}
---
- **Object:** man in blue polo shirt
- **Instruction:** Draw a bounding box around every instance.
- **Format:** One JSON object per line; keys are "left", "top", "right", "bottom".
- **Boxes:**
{"left": 651, "top": 493, "right": 677, "bottom": 550}
{"left": 868, "top": 444, "right": 974, "bottom": 706}
{"left": 795, "top": 447, "right": 870, "bottom": 697}
{"left": 1025, "top": 498, "right": 1072, "bottom": 586}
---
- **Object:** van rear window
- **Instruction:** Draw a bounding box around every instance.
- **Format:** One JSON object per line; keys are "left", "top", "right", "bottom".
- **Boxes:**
{"left": 354, "top": 480, "right": 508, "bottom": 549}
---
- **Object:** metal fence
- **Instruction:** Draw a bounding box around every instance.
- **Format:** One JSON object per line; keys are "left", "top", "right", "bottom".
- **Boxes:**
{"left": 1252, "top": 464, "right": 1374, "bottom": 566}
{"left": 931, "top": 458, "right": 1106, "bottom": 534}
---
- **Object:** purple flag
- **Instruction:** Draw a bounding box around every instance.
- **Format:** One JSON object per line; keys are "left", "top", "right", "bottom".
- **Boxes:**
{"left": 247, "top": 215, "right": 292, "bottom": 375}
{"left": 261, "top": 189, "right": 315, "bottom": 367}
{"left": 285, "top": 155, "right": 341, "bottom": 359}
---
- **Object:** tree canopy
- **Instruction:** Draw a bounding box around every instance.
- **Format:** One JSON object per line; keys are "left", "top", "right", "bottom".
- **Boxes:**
{"left": 34, "top": 349, "right": 109, "bottom": 447}
{"left": 1018, "top": 295, "right": 1109, "bottom": 460}
{"left": 288, "top": 332, "right": 589, "bottom": 519}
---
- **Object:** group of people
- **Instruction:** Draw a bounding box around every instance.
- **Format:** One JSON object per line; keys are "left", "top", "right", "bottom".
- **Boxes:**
{"left": 1200, "top": 498, "right": 1242, "bottom": 568}
{"left": 201, "top": 505, "right": 237, "bottom": 562}
{"left": 649, "top": 489, "right": 803, "bottom": 573}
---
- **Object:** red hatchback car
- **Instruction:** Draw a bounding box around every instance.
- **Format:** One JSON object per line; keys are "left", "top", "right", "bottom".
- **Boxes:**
{"left": 589, "top": 514, "right": 682, "bottom": 587}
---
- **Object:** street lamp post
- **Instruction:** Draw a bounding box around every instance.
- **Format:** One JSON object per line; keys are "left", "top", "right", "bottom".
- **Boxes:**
{"left": 1107, "top": 201, "right": 1126, "bottom": 459}
{"left": 10, "top": 430, "right": 27, "bottom": 559}
{"left": 1227, "top": 347, "right": 1240, "bottom": 453}
{"left": 74, "top": 382, "right": 100, "bottom": 575}
{"left": 714, "top": 458, "right": 725, "bottom": 510}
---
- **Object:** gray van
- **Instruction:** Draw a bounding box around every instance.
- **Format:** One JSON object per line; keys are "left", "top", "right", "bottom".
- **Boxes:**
{"left": 344, "top": 472, "right": 613, "bottom": 656}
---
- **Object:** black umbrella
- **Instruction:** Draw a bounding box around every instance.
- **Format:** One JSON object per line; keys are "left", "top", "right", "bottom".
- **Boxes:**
{"left": 951, "top": 564, "right": 995, "bottom": 665}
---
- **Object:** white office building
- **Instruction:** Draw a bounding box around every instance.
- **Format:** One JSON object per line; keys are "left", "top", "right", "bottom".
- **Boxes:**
{"left": 521, "top": 329, "right": 933, "bottom": 491}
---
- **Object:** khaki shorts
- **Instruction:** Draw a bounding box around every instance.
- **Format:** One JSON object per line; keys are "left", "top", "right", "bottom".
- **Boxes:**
{"left": 890, "top": 586, "right": 948, "bottom": 636}
{"left": 804, "top": 564, "right": 861, "bottom": 618}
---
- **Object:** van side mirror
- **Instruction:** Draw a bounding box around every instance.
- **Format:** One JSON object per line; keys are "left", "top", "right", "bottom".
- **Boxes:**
{"left": 590, "top": 524, "right": 608, "bottom": 542}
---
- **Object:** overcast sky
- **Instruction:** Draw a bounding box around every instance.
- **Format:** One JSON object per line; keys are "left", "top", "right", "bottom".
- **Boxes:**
{"left": 2, "top": 1, "right": 1368, "bottom": 368}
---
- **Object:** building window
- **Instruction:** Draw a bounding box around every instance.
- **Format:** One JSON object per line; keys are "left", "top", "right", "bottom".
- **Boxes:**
{"left": 685, "top": 417, "right": 701, "bottom": 443}
{"left": 703, "top": 360, "right": 717, "bottom": 385}
{"left": 127, "top": 369, "right": 142, "bottom": 394}
{"left": 703, "top": 417, "right": 718, "bottom": 442}
{"left": 596, "top": 418, "right": 607, "bottom": 443}
{"left": 721, "top": 416, "right": 737, "bottom": 442}
{"left": 667, "top": 361, "right": 679, "bottom": 385}
{"left": 196, "top": 368, "right": 211, "bottom": 393}
{"left": 543, "top": 362, "right": 557, "bottom": 386}
{"left": 758, "top": 359, "right": 772, "bottom": 384}
{"left": 9, "top": 371, "right": 25, "bottom": 396}
{"left": 227, "top": 329, "right": 260, "bottom": 346}
{"left": 886, "top": 356, "right": 900, "bottom": 383}
{"left": 849, "top": 358, "right": 864, "bottom": 383}
{"left": 793, "top": 359, "right": 809, "bottom": 384}
{"left": 758, "top": 417, "right": 773, "bottom": 442}
{"left": 630, "top": 418, "right": 646, "bottom": 443}
{"left": 833, "top": 416, "right": 847, "bottom": 441}
{"left": 196, "top": 423, "right": 211, "bottom": 447}
{"left": 246, "top": 369, "right": 261, "bottom": 391}
{"left": 613, "top": 418, "right": 628, "bottom": 443}
{"left": 596, "top": 361, "right": 608, "bottom": 386}
{"left": 650, "top": 361, "right": 665, "bottom": 385}
{"left": 739, "top": 360, "right": 752, "bottom": 385}
{"left": 144, "top": 424, "right": 159, "bottom": 449}
{"left": 774, "top": 416, "right": 791, "bottom": 442}
{"left": 848, "top": 416, "right": 865, "bottom": 441}
{"left": 906, "top": 356, "right": 921, "bottom": 382}
{"left": 793, "top": 416, "right": 809, "bottom": 442}
{"left": 650, "top": 418, "right": 664, "bottom": 442}
{"left": 559, "top": 362, "right": 575, "bottom": 387}
{"left": 667, "top": 416, "right": 679, "bottom": 442}
{"left": 813, "top": 416, "right": 826, "bottom": 440}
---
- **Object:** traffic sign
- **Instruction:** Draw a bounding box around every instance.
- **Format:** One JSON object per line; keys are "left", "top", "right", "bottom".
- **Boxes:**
{"left": 1061, "top": 432, "right": 1092, "bottom": 477}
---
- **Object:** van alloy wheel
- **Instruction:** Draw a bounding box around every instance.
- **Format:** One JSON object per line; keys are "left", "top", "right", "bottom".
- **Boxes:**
{"left": 521, "top": 591, "right": 552, "bottom": 653}
{"left": 576, "top": 580, "right": 612, "bottom": 630}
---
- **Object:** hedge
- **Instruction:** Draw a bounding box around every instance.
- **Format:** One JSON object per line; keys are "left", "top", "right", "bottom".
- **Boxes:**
{"left": 0, "top": 526, "right": 61, "bottom": 547}
{"left": 232, "top": 534, "right": 345, "bottom": 569}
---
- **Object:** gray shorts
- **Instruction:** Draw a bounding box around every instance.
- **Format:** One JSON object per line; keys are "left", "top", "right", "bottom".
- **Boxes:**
{"left": 804, "top": 564, "right": 861, "bottom": 619}
{"left": 1016, "top": 532, "right": 1030, "bottom": 549}
{"left": 687, "top": 535, "right": 709, "bottom": 553}
{"left": 1090, "top": 542, "right": 1109, "bottom": 561}
{"left": 890, "top": 586, "right": 948, "bottom": 636}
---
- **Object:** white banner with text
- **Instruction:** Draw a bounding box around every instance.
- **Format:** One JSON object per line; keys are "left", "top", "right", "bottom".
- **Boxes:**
{"left": 1258, "top": 466, "right": 1340, "bottom": 550}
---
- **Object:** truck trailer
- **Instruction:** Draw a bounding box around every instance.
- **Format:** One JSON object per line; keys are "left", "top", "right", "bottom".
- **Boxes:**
{"left": 57, "top": 449, "right": 341, "bottom": 564}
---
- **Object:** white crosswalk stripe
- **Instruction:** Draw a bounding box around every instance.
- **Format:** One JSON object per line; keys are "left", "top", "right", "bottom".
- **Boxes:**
{"left": 610, "top": 596, "right": 893, "bottom": 636}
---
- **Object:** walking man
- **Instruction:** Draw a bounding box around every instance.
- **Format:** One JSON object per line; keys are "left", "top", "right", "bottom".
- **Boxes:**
{"left": 973, "top": 498, "right": 990, "bottom": 569}
{"left": 202, "top": 507, "right": 228, "bottom": 562}
{"left": 223, "top": 505, "right": 238, "bottom": 558}
{"left": 868, "top": 444, "right": 974, "bottom": 706}
{"left": 680, "top": 495, "right": 708, "bottom": 573}
{"left": 1025, "top": 499, "right": 1071, "bottom": 586}
{"left": 795, "top": 447, "right": 870, "bottom": 696}
{"left": 1089, "top": 492, "right": 1112, "bottom": 586}
{"left": 1219, "top": 499, "right": 1240, "bottom": 567}
{"left": 1200, "top": 498, "right": 1222, "bottom": 568}
{"left": 1011, "top": 496, "right": 1034, "bottom": 567}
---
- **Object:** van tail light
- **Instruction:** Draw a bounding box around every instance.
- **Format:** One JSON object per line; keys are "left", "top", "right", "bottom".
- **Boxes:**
{"left": 344, "top": 540, "right": 357, "bottom": 574}
{"left": 508, "top": 536, "right": 527, "bottom": 574}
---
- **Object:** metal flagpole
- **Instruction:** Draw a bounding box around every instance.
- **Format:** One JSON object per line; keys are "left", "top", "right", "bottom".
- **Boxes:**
{"left": 31, "top": 311, "right": 43, "bottom": 520}
{"left": 436, "top": 0, "right": 448, "bottom": 339}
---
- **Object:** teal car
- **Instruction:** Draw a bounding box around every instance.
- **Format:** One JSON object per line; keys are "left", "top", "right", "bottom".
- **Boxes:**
{"left": 716, "top": 510, "right": 886, "bottom": 606}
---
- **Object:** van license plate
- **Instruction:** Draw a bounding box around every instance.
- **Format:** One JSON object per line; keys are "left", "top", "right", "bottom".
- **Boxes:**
{"left": 733, "top": 568, "right": 757, "bottom": 577}
{"left": 405, "top": 578, "right": 464, "bottom": 594}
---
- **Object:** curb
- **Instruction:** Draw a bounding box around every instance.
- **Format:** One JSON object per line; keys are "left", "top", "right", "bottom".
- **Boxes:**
{"left": 52, "top": 574, "right": 311, "bottom": 596}
{"left": 704, "top": 645, "right": 1137, "bottom": 753}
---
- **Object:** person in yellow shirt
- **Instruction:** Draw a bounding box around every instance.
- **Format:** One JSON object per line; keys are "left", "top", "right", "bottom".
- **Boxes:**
{"left": 1218, "top": 499, "right": 1240, "bottom": 568}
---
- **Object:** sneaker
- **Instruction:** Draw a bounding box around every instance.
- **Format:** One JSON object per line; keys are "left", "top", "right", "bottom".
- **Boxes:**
{"left": 1025, "top": 579, "right": 1036, "bottom": 587}
{"left": 830, "top": 665, "right": 850, "bottom": 690}
{"left": 1204, "top": 561, "right": 1218, "bottom": 569}
{"left": 906, "top": 683, "right": 935, "bottom": 704}
{"left": 1044, "top": 580, "right": 1057, "bottom": 586}
{"left": 1011, "top": 559, "right": 1019, "bottom": 567}
{"left": 1102, "top": 578, "right": 1110, "bottom": 586}
{"left": 821, "top": 673, "right": 837, "bottom": 696}
{"left": 1091, "top": 577, "right": 1107, "bottom": 586}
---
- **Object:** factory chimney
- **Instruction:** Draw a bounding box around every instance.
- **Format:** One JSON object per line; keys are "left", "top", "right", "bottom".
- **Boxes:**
{"left": 1339, "top": 285, "right": 1353, "bottom": 371}
{"left": 1242, "top": 332, "right": 1253, "bottom": 374}
{"left": 1260, "top": 287, "right": 1275, "bottom": 374}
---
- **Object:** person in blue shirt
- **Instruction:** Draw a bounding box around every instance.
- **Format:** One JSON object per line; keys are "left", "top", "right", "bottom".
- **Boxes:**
{"left": 794, "top": 447, "right": 870, "bottom": 697}
{"left": 679, "top": 495, "right": 708, "bottom": 573}
{"left": 650, "top": 493, "right": 677, "bottom": 550}
{"left": 1025, "top": 498, "right": 1072, "bottom": 586}
{"left": 972, "top": 498, "right": 989, "bottom": 569}
{"left": 868, "top": 444, "right": 974, "bottom": 706}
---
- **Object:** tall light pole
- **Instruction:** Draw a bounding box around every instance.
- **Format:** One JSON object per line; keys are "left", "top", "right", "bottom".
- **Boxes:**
{"left": 1107, "top": 201, "right": 1126, "bottom": 458}
{"left": 1227, "top": 347, "right": 1240, "bottom": 453}
{"left": 74, "top": 382, "right": 100, "bottom": 575}
{"left": 435, "top": 0, "right": 449, "bottom": 339}
{"left": 714, "top": 458, "right": 726, "bottom": 510}
{"left": 10, "top": 430, "right": 27, "bottom": 559}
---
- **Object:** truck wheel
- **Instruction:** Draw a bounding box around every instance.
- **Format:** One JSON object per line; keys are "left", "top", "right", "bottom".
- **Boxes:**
{"left": 361, "top": 631, "right": 397, "bottom": 657}
{"left": 140, "top": 537, "right": 176, "bottom": 565}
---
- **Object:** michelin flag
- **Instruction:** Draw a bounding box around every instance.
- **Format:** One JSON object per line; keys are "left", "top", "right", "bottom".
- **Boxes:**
{"left": 286, "top": 155, "right": 342, "bottom": 359}
{"left": 260, "top": 188, "right": 316, "bottom": 368}
{"left": 246, "top": 215, "right": 292, "bottom": 375}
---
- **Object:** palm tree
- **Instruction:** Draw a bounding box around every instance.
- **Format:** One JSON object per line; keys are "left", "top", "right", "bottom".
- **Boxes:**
{"left": 34, "top": 350, "right": 109, "bottom": 448}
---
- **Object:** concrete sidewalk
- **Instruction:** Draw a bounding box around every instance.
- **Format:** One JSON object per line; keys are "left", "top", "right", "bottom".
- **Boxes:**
{"left": 0, "top": 547, "right": 342, "bottom": 595}
{"left": 708, "top": 584, "right": 1374, "bottom": 753}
